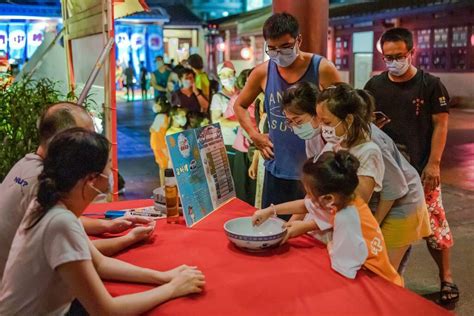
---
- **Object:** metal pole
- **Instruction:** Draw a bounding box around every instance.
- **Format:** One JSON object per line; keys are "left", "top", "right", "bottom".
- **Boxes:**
{"left": 77, "top": 37, "right": 114, "bottom": 105}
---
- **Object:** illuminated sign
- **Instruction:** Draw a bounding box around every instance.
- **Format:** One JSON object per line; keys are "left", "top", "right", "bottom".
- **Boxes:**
{"left": 9, "top": 30, "right": 26, "bottom": 50}
{"left": 115, "top": 32, "right": 130, "bottom": 49}
{"left": 131, "top": 33, "right": 145, "bottom": 49}
{"left": 148, "top": 34, "right": 162, "bottom": 51}
{"left": 0, "top": 31, "right": 7, "bottom": 51}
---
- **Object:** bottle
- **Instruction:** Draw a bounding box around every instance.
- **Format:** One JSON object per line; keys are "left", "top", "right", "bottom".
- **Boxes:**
{"left": 165, "top": 168, "right": 179, "bottom": 224}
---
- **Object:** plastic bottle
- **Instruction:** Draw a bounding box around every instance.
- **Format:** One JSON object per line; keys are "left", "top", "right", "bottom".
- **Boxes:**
{"left": 165, "top": 168, "right": 179, "bottom": 223}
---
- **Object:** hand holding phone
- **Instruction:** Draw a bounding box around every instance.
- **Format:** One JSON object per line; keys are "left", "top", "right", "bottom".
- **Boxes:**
{"left": 373, "top": 111, "right": 391, "bottom": 128}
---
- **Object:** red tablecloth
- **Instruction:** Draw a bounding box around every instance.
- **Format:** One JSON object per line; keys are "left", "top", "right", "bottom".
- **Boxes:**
{"left": 86, "top": 198, "right": 450, "bottom": 316}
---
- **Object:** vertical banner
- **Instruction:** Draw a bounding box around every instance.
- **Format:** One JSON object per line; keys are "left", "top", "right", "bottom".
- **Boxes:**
{"left": 8, "top": 23, "right": 27, "bottom": 61}
{"left": 130, "top": 25, "right": 146, "bottom": 77}
{"left": 27, "top": 23, "right": 46, "bottom": 59}
{"left": 146, "top": 24, "right": 164, "bottom": 71}
{"left": 115, "top": 24, "right": 131, "bottom": 68}
{"left": 0, "top": 24, "right": 8, "bottom": 54}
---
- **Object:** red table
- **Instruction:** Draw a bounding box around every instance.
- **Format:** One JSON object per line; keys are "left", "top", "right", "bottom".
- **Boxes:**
{"left": 86, "top": 198, "right": 450, "bottom": 316}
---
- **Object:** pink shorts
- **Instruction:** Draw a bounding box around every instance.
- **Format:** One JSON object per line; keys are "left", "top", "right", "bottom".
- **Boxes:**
{"left": 425, "top": 186, "right": 454, "bottom": 250}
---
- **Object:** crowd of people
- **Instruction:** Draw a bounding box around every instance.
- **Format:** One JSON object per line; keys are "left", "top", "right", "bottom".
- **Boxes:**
{"left": 0, "top": 11, "right": 459, "bottom": 314}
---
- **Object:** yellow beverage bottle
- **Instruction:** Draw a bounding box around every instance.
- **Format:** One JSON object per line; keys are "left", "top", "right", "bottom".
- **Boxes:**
{"left": 165, "top": 168, "right": 179, "bottom": 224}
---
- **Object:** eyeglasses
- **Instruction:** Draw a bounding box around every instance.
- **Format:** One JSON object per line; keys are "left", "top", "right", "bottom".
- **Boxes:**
{"left": 265, "top": 41, "right": 298, "bottom": 58}
{"left": 382, "top": 50, "right": 412, "bottom": 62}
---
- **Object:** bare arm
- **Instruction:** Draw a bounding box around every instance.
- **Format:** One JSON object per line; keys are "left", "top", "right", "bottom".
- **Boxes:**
{"left": 355, "top": 176, "right": 376, "bottom": 204}
{"left": 374, "top": 199, "right": 395, "bottom": 224}
{"left": 81, "top": 216, "right": 153, "bottom": 235}
{"left": 91, "top": 225, "right": 153, "bottom": 256}
{"left": 234, "top": 63, "right": 274, "bottom": 159}
{"left": 57, "top": 259, "right": 204, "bottom": 315}
{"left": 422, "top": 113, "right": 448, "bottom": 191}
{"left": 318, "top": 58, "right": 342, "bottom": 88}
{"left": 252, "top": 199, "right": 307, "bottom": 226}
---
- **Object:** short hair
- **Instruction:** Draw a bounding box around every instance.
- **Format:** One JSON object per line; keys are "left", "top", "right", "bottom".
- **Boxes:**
{"left": 381, "top": 27, "right": 414, "bottom": 51}
{"left": 179, "top": 68, "right": 195, "bottom": 79}
{"left": 187, "top": 54, "right": 204, "bottom": 70}
{"left": 38, "top": 102, "right": 88, "bottom": 146}
{"left": 155, "top": 55, "right": 164, "bottom": 61}
{"left": 263, "top": 12, "right": 299, "bottom": 40}
{"left": 282, "top": 81, "right": 319, "bottom": 116}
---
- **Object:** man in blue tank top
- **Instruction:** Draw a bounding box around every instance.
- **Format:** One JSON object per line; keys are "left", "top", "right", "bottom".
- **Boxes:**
{"left": 234, "top": 13, "right": 340, "bottom": 210}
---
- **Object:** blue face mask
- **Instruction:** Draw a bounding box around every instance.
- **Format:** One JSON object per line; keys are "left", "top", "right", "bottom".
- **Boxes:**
{"left": 270, "top": 45, "right": 298, "bottom": 67}
{"left": 292, "top": 121, "right": 319, "bottom": 140}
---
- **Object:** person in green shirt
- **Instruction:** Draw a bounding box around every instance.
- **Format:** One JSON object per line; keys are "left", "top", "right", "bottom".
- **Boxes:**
{"left": 187, "top": 54, "right": 210, "bottom": 100}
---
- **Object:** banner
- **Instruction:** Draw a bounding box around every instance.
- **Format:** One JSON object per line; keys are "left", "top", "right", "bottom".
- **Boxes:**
{"left": 166, "top": 124, "right": 235, "bottom": 227}
{"left": 130, "top": 24, "right": 146, "bottom": 77}
{"left": 115, "top": 24, "right": 131, "bottom": 68}
{"left": 8, "top": 23, "right": 27, "bottom": 61}
{"left": 27, "top": 23, "right": 46, "bottom": 59}
{"left": 0, "top": 24, "right": 7, "bottom": 53}
{"left": 146, "top": 24, "right": 164, "bottom": 71}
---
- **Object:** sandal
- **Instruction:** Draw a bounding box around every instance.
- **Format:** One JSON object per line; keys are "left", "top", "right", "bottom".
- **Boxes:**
{"left": 440, "top": 281, "right": 460, "bottom": 305}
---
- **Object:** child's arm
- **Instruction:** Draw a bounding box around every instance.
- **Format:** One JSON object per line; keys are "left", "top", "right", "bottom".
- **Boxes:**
{"left": 252, "top": 199, "right": 307, "bottom": 226}
{"left": 91, "top": 225, "right": 154, "bottom": 256}
{"left": 280, "top": 220, "right": 319, "bottom": 244}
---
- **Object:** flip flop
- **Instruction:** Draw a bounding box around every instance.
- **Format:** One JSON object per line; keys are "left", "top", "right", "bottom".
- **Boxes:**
{"left": 440, "top": 281, "right": 459, "bottom": 305}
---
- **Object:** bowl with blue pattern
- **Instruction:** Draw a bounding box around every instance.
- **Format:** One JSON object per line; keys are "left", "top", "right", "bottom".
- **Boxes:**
{"left": 224, "top": 216, "right": 287, "bottom": 251}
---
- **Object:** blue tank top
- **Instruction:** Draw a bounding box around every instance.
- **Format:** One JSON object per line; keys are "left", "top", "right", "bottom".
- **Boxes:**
{"left": 264, "top": 54, "right": 322, "bottom": 180}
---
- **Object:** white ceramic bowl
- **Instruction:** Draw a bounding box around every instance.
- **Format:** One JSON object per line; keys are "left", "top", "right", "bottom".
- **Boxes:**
{"left": 224, "top": 216, "right": 287, "bottom": 251}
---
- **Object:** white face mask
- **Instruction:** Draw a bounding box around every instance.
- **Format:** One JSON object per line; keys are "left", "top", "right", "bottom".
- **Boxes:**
{"left": 385, "top": 58, "right": 410, "bottom": 77}
{"left": 174, "top": 116, "right": 187, "bottom": 127}
{"left": 89, "top": 172, "right": 111, "bottom": 195}
{"left": 221, "top": 77, "right": 235, "bottom": 90}
{"left": 271, "top": 45, "right": 299, "bottom": 67}
{"left": 182, "top": 79, "right": 192, "bottom": 89}
{"left": 292, "top": 121, "right": 319, "bottom": 140}
{"left": 321, "top": 120, "right": 345, "bottom": 144}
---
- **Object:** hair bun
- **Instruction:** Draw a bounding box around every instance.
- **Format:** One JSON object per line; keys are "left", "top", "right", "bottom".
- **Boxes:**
{"left": 334, "top": 151, "right": 360, "bottom": 174}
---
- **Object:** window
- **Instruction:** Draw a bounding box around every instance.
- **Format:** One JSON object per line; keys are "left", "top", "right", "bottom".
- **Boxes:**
{"left": 433, "top": 28, "right": 449, "bottom": 48}
{"left": 417, "top": 29, "right": 431, "bottom": 49}
{"left": 452, "top": 26, "right": 468, "bottom": 47}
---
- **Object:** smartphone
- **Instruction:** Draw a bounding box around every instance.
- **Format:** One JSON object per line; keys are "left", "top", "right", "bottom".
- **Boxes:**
{"left": 374, "top": 111, "right": 390, "bottom": 121}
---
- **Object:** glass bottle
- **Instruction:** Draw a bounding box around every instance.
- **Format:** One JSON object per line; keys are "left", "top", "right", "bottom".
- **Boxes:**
{"left": 165, "top": 168, "right": 179, "bottom": 224}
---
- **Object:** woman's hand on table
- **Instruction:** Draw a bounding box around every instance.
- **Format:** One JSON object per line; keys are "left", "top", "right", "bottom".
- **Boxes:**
{"left": 252, "top": 208, "right": 272, "bottom": 226}
{"left": 126, "top": 223, "right": 155, "bottom": 243}
{"left": 106, "top": 216, "right": 154, "bottom": 234}
{"left": 159, "top": 265, "right": 199, "bottom": 283}
{"left": 167, "top": 267, "right": 206, "bottom": 298}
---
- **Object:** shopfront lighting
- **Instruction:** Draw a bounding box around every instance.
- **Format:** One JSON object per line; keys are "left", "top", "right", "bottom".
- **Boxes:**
{"left": 240, "top": 47, "right": 252, "bottom": 60}
{"left": 217, "top": 42, "right": 226, "bottom": 52}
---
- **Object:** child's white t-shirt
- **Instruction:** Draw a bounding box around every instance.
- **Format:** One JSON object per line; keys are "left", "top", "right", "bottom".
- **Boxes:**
{"left": 0, "top": 202, "right": 91, "bottom": 315}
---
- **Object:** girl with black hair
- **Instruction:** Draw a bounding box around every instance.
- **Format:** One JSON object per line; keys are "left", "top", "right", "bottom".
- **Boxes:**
{"left": 281, "top": 82, "right": 431, "bottom": 272}
{"left": 0, "top": 128, "right": 205, "bottom": 315}
{"left": 252, "top": 151, "right": 402, "bottom": 286}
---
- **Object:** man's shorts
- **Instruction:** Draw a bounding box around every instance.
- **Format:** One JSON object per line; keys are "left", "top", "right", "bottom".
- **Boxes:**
{"left": 425, "top": 185, "right": 454, "bottom": 250}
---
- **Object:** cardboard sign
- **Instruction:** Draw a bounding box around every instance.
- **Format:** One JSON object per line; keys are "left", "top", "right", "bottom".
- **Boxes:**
{"left": 166, "top": 123, "right": 235, "bottom": 227}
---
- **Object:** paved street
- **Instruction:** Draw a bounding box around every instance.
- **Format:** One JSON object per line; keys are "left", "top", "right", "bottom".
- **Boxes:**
{"left": 117, "top": 99, "right": 474, "bottom": 314}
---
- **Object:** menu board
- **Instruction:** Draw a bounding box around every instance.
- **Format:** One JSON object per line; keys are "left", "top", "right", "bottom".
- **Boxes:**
{"left": 166, "top": 123, "right": 235, "bottom": 227}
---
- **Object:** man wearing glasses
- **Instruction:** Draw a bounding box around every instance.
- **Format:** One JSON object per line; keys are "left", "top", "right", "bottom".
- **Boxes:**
{"left": 234, "top": 12, "right": 340, "bottom": 213}
{"left": 364, "top": 27, "right": 458, "bottom": 305}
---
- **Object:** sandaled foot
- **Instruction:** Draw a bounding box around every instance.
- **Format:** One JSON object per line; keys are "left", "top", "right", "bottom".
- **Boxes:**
{"left": 440, "top": 281, "right": 459, "bottom": 305}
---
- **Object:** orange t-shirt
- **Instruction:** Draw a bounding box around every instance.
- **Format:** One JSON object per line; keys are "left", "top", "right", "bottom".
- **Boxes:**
{"left": 305, "top": 197, "right": 403, "bottom": 286}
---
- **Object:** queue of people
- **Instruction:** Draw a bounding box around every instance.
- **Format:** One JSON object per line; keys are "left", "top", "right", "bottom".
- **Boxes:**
{"left": 0, "top": 11, "right": 458, "bottom": 315}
